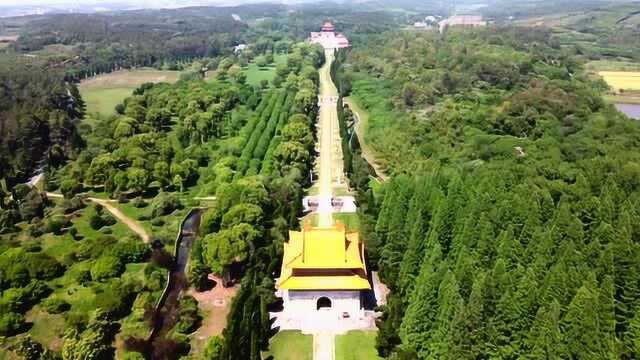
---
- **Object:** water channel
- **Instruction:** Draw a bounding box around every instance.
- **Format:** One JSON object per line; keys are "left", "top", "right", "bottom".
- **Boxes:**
{"left": 147, "top": 208, "right": 203, "bottom": 357}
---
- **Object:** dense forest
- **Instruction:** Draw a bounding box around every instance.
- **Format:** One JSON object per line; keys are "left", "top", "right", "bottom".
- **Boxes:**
{"left": 334, "top": 26, "right": 640, "bottom": 359}
{"left": 4, "top": 0, "right": 640, "bottom": 358}
{"left": 0, "top": 36, "right": 323, "bottom": 359}
{"left": 0, "top": 4, "right": 290, "bottom": 81}
{"left": 0, "top": 55, "right": 84, "bottom": 186}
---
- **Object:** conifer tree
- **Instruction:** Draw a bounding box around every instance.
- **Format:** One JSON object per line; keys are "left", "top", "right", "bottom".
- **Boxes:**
{"left": 525, "top": 300, "right": 566, "bottom": 359}
{"left": 562, "top": 276, "right": 608, "bottom": 360}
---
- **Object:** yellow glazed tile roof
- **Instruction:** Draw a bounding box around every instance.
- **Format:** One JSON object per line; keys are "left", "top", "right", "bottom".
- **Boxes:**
{"left": 278, "top": 221, "right": 370, "bottom": 290}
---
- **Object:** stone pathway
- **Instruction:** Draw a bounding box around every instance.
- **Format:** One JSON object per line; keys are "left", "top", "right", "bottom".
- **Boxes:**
{"left": 313, "top": 332, "right": 335, "bottom": 360}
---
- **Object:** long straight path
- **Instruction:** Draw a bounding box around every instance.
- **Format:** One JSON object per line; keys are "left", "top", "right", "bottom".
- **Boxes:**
{"left": 316, "top": 49, "right": 342, "bottom": 227}
{"left": 311, "top": 48, "right": 346, "bottom": 360}
{"left": 313, "top": 332, "right": 335, "bottom": 360}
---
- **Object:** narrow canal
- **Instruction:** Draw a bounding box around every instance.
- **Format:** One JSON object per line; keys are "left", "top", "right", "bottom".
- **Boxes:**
{"left": 147, "top": 208, "right": 203, "bottom": 358}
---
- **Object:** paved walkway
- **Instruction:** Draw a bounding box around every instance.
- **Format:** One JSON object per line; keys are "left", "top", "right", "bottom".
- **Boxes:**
{"left": 313, "top": 332, "right": 335, "bottom": 360}
{"left": 316, "top": 49, "right": 342, "bottom": 227}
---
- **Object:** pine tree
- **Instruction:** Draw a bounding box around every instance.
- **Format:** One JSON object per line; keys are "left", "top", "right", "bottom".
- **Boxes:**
{"left": 562, "top": 275, "right": 607, "bottom": 360}
{"left": 525, "top": 300, "right": 566, "bottom": 359}
{"left": 399, "top": 241, "right": 445, "bottom": 356}
{"left": 429, "top": 270, "right": 463, "bottom": 359}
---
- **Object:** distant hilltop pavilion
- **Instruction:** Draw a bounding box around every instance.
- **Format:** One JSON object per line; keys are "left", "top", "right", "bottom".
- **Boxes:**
{"left": 309, "top": 21, "right": 350, "bottom": 49}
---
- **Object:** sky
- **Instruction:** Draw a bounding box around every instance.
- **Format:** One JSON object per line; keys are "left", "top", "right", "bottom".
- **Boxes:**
{"left": 0, "top": 0, "right": 237, "bottom": 6}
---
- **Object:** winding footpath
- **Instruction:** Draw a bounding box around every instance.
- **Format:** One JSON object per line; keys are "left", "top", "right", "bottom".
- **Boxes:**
{"left": 46, "top": 192, "right": 151, "bottom": 242}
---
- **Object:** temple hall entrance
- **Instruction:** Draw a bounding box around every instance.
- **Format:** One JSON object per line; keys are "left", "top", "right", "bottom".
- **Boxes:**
{"left": 317, "top": 296, "right": 332, "bottom": 310}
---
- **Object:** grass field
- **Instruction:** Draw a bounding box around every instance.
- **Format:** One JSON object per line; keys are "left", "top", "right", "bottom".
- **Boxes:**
{"left": 79, "top": 69, "right": 181, "bottom": 117}
{"left": 303, "top": 212, "right": 360, "bottom": 231}
{"left": 586, "top": 60, "right": 640, "bottom": 72}
{"left": 262, "top": 330, "right": 313, "bottom": 360}
{"left": 335, "top": 331, "right": 381, "bottom": 360}
{"left": 598, "top": 71, "right": 640, "bottom": 91}
{"left": 243, "top": 53, "right": 288, "bottom": 87}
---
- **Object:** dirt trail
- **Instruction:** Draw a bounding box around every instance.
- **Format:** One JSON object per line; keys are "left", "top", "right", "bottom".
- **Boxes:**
{"left": 46, "top": 192, "right": 151, "bottom": 242}
{"left": 343, "top": 97, "right": 388, "bottom": 181}
{"left": 89, "top": 197, "right": 150, "bottom": 242}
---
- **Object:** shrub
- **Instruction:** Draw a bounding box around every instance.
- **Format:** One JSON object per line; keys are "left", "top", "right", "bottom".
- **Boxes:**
{"left": 42, "top": 298, "right": 71, "bottom": 314}
{"left": 100, "top": 227, "right": 113, "bottom": 234}
{"left": 188, "top": 261, "right": 211, "bottom": 291}
{"left": 26, "top": 253, "right": 65, "bottom": 280}
{"left": 89, "top": 213, "right": 105, "bottom": 230}
{"left": 112, "top": 240, "right": 151, "bottom": 263}
{"left": 60, "top": 179, "right": 82, "bottom": 198}
{"left": 0, "top": 312, "right": 25, "bottom": 336}
{"left": 62, "top": 196, "right": 85, "bottom": 214}
{"left": 74, "top": 269, "right": 92, "bottom": 286}
{"left": 91, "top": 256, "right": 125, "bottom": 281}
{"left": 150, "top": 217, "right": 165, "bottom": 227}
{"left": 103, "top": 213, "right": 117, "bottom": 226}
{"left": 175, "top": 295, "right": 200, "bottom": 334}
{"left": 68, "top": 226, "right": 79, "bottom": 240}
{"left": 44, "top": 215, "right": 69, "bottom": 235}
{"left": 132, "top": 197, "right": 148, "bottom": 208}
{"left": 94, "top": 280, "right": 136, "bottom": 318}
{"left": 150, "top": 193, "right": 183, "bottom": 218}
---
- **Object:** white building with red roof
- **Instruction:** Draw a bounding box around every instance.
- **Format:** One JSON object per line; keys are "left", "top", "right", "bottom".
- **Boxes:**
{"left": 309, "top": 21, "right": 350, "bottom": 49}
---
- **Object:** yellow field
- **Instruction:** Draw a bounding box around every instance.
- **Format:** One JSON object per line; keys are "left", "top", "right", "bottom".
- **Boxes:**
{"left": 599, "top": 71, "right": 640, "bottom": 91}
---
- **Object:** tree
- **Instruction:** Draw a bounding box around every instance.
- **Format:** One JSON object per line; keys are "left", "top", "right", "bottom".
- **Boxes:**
{"left": 562, "top": 278, "right": 608, "bottom": 359}
{"left": 204, "top": 223, "right": 259, "bottom": 275}
{"left": 203, "top": 336, "right": 224, "bottom": 360}
{"left": 254, "top": 56, "right": 268, "bottom": 68}
{"left": 90, "top": 256, "right": 124, "bottom": 281}
{"left": 16, "top": 336, "right": 46, "bottom": 360}
{"left": 62, "top": 310, "right": 116, "bottom": 360}
{"left": 127, "top": 168, "right": 148, "bottom": 194}
{"left": 0, "top": 312, "right": 25, "bottom": 336}
{"left": 525, "top": 300, "right": 566, "bottom": 359}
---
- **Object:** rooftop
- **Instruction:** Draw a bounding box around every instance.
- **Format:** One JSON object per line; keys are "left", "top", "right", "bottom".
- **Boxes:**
{"left": 278, "top": 221, "right": 370, "bottom": 290}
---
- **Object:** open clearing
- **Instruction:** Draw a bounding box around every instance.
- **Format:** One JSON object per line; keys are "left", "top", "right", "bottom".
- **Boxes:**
{"left": 79, "top": 69, "right": 181, "bottom": 116}
{"left": 262, "top": 331, "right": 313, "bottom": 360}
{"left": 335, "top": 331, "right": 380, "bottom": 360}
{"left": 599, "top": 71, "right": 640, "bottom": 91}
{"left": 243, "top": 53, "right": 288, "bottom": 87}
{"left": 187, "top": 275, "right": 239, "bottom": 355}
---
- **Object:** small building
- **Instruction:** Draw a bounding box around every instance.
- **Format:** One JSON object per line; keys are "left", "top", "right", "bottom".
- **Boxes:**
{"left": 277, "top": 221, "right": 370, "bottom": 322}
{"left": 309, "top": 21, "right": 350, "bottom": 49}
{"left": 233, "top": 44, "right": 247, "bottom": 54}
{"left": 439, "top": 15, "right": 486, "bottom": 33}
{"left": 321, "top": 21, "right": 335, "bottom": 32}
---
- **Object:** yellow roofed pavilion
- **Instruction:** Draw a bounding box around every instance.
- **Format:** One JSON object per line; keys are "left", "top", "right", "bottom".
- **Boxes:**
{"left": 277, "top": 221, "right": 371, "bottom": 290}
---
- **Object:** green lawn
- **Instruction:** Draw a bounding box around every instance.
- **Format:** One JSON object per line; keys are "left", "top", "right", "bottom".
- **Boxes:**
{"left": 243, "top": 53, "right": 288, "bottom": 87}
{"left": 81, "top": 87, "right": 134, "bottom": 117}
{"left": 262, "top": 330, "right": 313, "bottom": 360}
{"left": 335, "top": 331, "right": 381, "bottom": 360}
{"left": 79, "top": 69, "right": 181, "bottom": 117}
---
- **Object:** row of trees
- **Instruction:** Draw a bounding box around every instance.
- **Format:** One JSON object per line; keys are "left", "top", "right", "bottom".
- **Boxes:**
{"left": 337, "top": 26, "right": 640, "bottom": 359}
{"left": 186, "top": 42, "right": 323, "bottom": 359}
